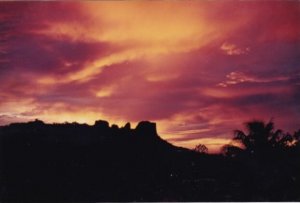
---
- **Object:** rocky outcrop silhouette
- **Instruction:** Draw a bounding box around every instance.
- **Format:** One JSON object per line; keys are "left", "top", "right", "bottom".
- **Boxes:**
{"left": 94, "top": 119, "right": 109, "bottom": 129}
{"left": 135, "top": 121, "right": 158, "bottom": 137}
{"left": 123, "top": 122, "right": 131, "bottom": 130}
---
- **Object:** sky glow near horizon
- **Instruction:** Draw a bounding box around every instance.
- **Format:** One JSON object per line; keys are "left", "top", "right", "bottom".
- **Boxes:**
{"left": 0, "top": 1, "right": 300, "bottom": 152}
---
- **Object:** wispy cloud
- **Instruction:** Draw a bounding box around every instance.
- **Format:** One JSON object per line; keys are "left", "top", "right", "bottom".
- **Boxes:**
{"left": 220, "top": 43, "right": 250, "bottom": 56}
{"left": 217, "top": 71, "right": 290, "bottom": 87}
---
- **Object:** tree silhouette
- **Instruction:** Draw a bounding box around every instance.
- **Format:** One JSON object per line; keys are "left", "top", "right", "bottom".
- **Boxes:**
{"left": 294, "top": 130, "right": 300, "bottom": 145}
{"left": 291, "top": 130, "right": 300, "bottom": 152}
{"left": 222, "top": 120, "right": 294, "bottom": 157}
{"left": 194, "top": 144, "right": 208, "bottom": 154}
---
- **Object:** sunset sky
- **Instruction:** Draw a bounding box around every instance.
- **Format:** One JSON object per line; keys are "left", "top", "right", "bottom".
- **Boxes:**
{"left": 0, "top": 1, "right": 300, "bottom": 152}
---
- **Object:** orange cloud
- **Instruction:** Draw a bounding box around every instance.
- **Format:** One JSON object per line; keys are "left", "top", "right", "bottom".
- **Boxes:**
{"left": 1, "top": 1, "right": 300, "bottom": 153}
{"left": 35, "top": 1, "right": 252, "bottom": 84}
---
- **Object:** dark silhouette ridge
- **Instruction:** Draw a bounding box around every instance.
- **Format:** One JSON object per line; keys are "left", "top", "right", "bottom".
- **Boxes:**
{"left": 0, "top": 119, "right": 299, "bottom": 201}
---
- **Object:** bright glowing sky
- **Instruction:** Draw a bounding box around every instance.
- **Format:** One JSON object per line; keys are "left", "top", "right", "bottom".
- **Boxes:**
{"left": 1, "top": 2, "right": 300, "bottom": 152}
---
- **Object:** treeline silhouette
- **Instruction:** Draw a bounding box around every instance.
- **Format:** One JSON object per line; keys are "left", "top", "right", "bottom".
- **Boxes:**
{"left": 0, "top": 119, "right": 299, "bottom": 201}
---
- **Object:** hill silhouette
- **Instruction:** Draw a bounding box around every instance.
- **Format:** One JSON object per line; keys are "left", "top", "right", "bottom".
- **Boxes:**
{"left": 0, "top": 119, "right": 299, "bottom": 201}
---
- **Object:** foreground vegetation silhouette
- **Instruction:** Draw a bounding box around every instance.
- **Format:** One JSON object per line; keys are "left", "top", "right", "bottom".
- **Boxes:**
{"left": 0, "top": 119, "right": 299, "bottom": 201}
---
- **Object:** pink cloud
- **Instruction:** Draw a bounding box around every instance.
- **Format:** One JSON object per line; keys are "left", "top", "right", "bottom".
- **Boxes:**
{"left": 0, "top": 2, "right": 299, "bottom": 153}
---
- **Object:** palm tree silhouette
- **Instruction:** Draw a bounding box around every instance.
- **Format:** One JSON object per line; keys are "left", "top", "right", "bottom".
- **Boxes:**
{"left": 222, "top": 120, "right": 293, "bottom": 157}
